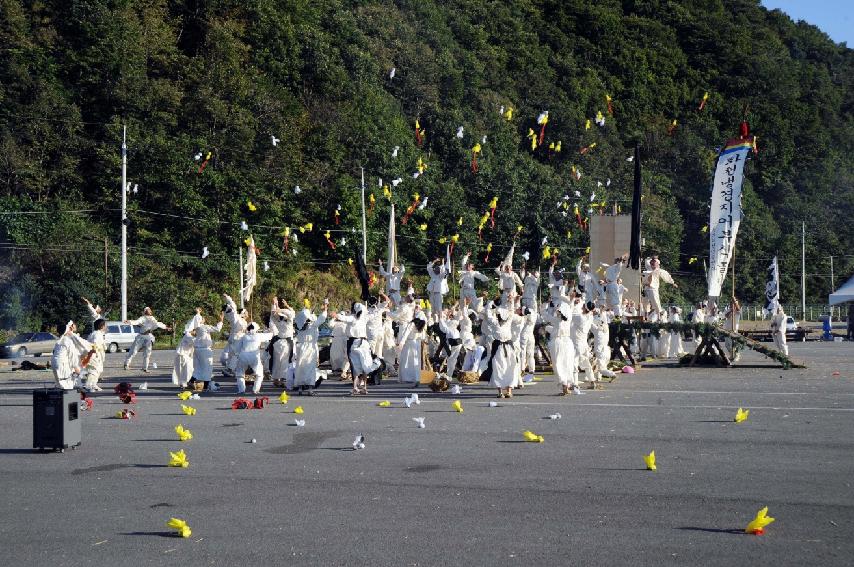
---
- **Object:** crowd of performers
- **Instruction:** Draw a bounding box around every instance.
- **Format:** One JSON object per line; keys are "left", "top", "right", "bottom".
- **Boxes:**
{"left": 50, "top": 254, "right": 792, "bottom": 397}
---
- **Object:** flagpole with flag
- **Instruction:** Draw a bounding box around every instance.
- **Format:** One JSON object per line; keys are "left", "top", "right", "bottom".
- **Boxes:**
{"left": 387, "top": 204, "right": 397, "bottom": 269}
{"left": 628, "top": 142, "right": 643, "bottom": 311}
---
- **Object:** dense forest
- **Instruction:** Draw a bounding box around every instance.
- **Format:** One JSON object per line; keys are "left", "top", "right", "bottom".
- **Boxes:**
{"left": 1, "top": 0, "right": 852, "bottom": 330}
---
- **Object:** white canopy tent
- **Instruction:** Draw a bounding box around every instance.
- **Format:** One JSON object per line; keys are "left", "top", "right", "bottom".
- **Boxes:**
{"left": 829, "top": 274, "right": 854, "bottom": 305}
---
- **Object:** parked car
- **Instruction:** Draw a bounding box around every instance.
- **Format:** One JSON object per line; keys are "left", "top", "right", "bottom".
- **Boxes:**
{"left": 103, "top": 322, "right": 141, "bottom": 353}
{"left": 785, "top": 316, "right": 797, "bottom": 332}
{"left": 0, "top": 332, "right": 58, "bottom": 358}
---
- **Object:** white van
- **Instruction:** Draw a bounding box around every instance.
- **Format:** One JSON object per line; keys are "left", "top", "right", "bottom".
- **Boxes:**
{"left": 103, "top": 322, "right": 141, "bottom": 353}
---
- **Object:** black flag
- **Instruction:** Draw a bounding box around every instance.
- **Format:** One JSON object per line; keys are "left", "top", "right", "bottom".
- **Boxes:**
{"left": 354, "top": 254, "right": 371, "bottom": 301}
{"left": 628, "top": 143, "right": 642, "bottom": 270}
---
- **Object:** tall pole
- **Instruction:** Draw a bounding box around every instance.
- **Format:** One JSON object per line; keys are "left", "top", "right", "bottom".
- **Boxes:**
{"left": 239, "top": 246, "right": 245, "bottom": 310}
{"left": 801, "top": 222, "right": 806, "bottom": 318}
{"left": 104, "top": 236, "right": 109, "bottom": 301}
{"left": 829, "top": 255, "right": 835, "bottom": 290}
{"left": 120, "top": 125, "right": 128, "bottom": 321}
{"left": 360, "top": 167, "right": 367, "bottom": 264}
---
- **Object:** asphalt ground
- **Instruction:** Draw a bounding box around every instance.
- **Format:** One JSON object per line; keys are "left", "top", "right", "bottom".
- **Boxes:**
{"left": 1, "top": 341, "right": 852, "bottom": 566}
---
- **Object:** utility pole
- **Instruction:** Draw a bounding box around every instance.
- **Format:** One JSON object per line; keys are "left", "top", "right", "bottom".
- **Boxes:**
{"left": 239, "top": 246, "right": 244, "bottom": 310}
{"left": 360, "top": 166, "right": 367, "bottom": 264}
{"left": 830, "top": 255, "right": 835, "bottom": 290}
{"left": 801, "top": 222, "right": 806, "bottom": 318}
{"left": 120, "top": 125, "right": 128, "bottom": 321}
{"left": 103, "top": 236, "right": 109, "bottom": 301}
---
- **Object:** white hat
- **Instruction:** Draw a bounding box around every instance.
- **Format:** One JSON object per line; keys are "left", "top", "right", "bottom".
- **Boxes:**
{"left": 557, "top": 302, "right": 573, "bottom": 319}
{"left": 353, "top": 302, "right": 365, "bottom": 315}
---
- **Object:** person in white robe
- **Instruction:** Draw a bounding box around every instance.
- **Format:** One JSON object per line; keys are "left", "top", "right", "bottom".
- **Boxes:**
{"left": 519, "top": 305, "right": 538, "bottom": 375}
{"left": 82, "top": 297, "right": 107, "bottom": 322}
{"left": 591, "top": 309, "right": 615, "bottom": 379}
{"left": 335, "top": 303, "right": 383, "bottom": 395}
{"left": 293, "top": 303, "right": 328, "bottom": 395}
{"left": 378, "top": 260, "right": 405, "bottom": 307}
{"left": 328, "top": 316, "right": 351, "bottom": 378}
{"left": 572, "top": 301, "right": 598, "bottom": 388}
{"left": 52, "top": 321, "right": 91, "bottom": 390}
{"left": 83, "top": 318, "right": 107, "bottom": 391}
{"left": 380, "top": 311, "right": 398, "bottom": 373}
{"left": 124, "top": 307, "right": 170, "bottom": 372}
{"left": 520, "top": 268, "right": 540, "bottom": 311}
{"left": 188, "top": 312, "right": 223, "bottom": 389}
{"left": 605, "top": 278, "right": 628, "bottom": 316}
{"left": 425, "top": 258, "right": 450, "bottom": 321}
{"left": 544, "top": 302, "right": 577, "bottom": 395}
{"left": 669, "top": 307, "right": 685, "bottom": 357}
{"left": 397, "top": 310, "right": 428, "bottom": 386}
{"left": 548, "top": 260, "right": 567, "bottom": 307}
{"left": 643, "top": 256, "right": 677, "bottom": 314}
{"left": 485, "top": 306, "right": 517, "bottom": 398}
{"left": 723, "top": 296, "right": 742, "bottom": 361}
{"left": 172, "top": 332, "right": 195, "bottom": 388}
{"left": 367, "top": 295, "right": 390, "bottom": 373}
{"left": 770, "top": 305, "right": 788, "bottom": 356}
{"left": 577, "top": 261, "right": 597, "bottom": 304}
{"left": 458, "top": 258, "right": 490, "bottom": 304}
{"left": 233, "top": 323, "right": 274, "bottom": 394}
{"left": 219, "top": 294, "right": 247, "bottom": 376}
{"left": 268, "top": 297, "right": 296, "bottom": 387}
{"left": 658, "top": 310, "right": 672, "bottom": 358}
{"left": 495, "top": 263, "right": 523, "bottom": 306}
{"left": 438, "top": 307, "right": 463, "bottom": 376}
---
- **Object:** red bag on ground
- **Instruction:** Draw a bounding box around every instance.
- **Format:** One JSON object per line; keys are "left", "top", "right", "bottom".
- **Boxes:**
{"left": 252, "top": 396, "right": 270, "bottom": 409}
{"left": 231, "top": 398, "right": 252, "bottom": 410}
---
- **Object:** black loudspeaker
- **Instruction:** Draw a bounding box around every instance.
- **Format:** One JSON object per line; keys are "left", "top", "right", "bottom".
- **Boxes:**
{"left": 33, "top": 389, "right": 81, "bottom": 452}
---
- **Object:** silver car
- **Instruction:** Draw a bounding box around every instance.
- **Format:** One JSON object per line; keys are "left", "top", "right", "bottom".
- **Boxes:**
{"left": 103, "top": 322, "right": 141, "bottom": 353}
{"left": 0, "top": 332, "right": 59, "bottom": 358}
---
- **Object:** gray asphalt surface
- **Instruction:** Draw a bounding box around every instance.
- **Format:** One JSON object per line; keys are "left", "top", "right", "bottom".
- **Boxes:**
{"left": 1, "top": 342, "right": 853, "bottom": 566}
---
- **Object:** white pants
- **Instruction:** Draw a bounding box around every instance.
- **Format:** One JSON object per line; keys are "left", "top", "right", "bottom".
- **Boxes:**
{"left": 235, "top": 352, "right": 264, "bottom": 394}
{"left": 520, "top": 336, "right": 536, "bottom": 373}
{"left": 446, "top": 344, "right": 462, "bottom": 375}
{"left": 125, "top": 334, "right": 154, "bottom": 369}
{"left": 773, "top": 332, "right": 788, "bottom": 356}
{"left": 85, "top": 350, "right": 105, "bottom": 389}
{"left": 645, "top": 287, "right": 662, "bottom": 313}
{"left": 429, "top": 292, "right": 444, "bottom": 320}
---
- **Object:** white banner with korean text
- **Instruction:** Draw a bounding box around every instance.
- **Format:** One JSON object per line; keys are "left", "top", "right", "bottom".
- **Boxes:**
{"left": 707, "top": 138, "right": 753, "bottom": 298}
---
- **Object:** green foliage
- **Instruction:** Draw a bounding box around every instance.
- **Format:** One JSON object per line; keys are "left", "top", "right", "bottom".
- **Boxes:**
{"left": 0, "top": 0, "right": 852, "bottom": 330}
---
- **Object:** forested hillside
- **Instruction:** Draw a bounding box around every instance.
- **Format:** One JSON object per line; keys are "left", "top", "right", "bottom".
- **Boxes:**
{"left": 1, "top": 0, "right": 852, "bottom": 330}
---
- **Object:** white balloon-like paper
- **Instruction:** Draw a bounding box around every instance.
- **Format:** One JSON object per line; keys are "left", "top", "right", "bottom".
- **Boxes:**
{"left": 413, "top": 417, "right": 425, "bottom": 429}
{"left": 201, "top": 246, "right": 210, "bottom": 259}
{"left": 295, "top": 419, "right": 305, "bottom": 427}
